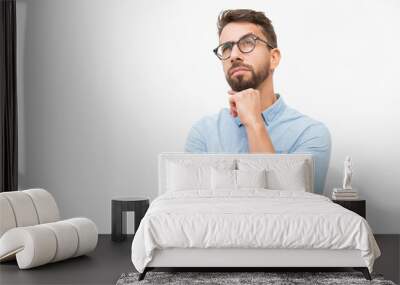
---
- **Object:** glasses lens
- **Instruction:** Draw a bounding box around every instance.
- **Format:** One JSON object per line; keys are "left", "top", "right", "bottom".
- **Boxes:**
{"left": 217, "top": 42, "right": 232, "bottom": 60}
{"left": 238, "top": 36, "right": 256, "bottom": 53}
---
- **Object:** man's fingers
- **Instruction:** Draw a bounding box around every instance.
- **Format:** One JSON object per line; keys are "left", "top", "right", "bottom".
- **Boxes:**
{"left": 229, "top": 95, "right": 237, "bottom": 110}
{"left": 229, "top": 105, "right": 238, "bottom": 117}
{"left": 230, "top": 106, "right": 237, "bottom": 117}
{"left": 228, "top": 94, "right": 238, "bottom": 117}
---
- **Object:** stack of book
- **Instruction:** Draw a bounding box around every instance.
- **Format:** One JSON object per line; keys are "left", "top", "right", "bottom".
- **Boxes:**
{"left": 332, "top": 188, "right": 359, "bottom": 200}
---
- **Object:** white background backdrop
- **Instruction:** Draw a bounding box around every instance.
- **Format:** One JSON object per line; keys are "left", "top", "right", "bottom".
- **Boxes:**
{"left": 16, "top": 0, "right": 400, "bottom": 234}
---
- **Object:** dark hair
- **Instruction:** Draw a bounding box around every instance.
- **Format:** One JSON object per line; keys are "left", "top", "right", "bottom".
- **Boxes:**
{"left": 217, "top": 9, "right": 278, "bottom": 48}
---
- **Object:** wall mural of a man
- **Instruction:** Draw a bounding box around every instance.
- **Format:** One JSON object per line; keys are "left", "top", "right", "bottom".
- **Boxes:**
{"left": 184, "top": 9, "right": 331, "bottom": 195}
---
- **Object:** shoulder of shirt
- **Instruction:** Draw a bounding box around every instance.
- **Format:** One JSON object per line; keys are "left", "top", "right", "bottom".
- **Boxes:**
{"left": 284, "top": 106, "right": 331, "bottom": 137}
{"left": 191, "top": 108, "right": 231, "bottom": 129}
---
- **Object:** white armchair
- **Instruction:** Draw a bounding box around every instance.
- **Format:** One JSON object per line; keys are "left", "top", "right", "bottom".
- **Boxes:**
{"left": 0, "top": 188, "right": 98, "bottom": 269}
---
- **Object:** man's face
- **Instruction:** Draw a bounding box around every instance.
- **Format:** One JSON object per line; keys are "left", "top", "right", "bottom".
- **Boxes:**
{"left": 219, "top": 22, "right": 273, "bottom": 92}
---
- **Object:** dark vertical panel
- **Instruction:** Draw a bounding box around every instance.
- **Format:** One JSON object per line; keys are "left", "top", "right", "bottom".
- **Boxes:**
{"left": 0, "top": 0, "right": 18, "bottom": 192}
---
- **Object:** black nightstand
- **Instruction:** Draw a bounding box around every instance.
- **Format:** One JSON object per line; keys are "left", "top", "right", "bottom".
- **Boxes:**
{"left": 111, "top": 197, "right": 150, "bottom": 242}
{"left": 332, "top": 199, "right": 366, "bottom": 219}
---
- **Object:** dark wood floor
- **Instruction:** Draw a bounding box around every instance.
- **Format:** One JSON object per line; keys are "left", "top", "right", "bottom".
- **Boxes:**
{"left": 0, "top": 235, "right": 134, "bottom": 285}
{"left": 0, "top": 234, "right": 398, "bottom": 285}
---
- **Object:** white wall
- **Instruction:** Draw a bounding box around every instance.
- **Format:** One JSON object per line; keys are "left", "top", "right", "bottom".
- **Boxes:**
{"left": 16, "top": 0, "right": 400, "bottom": 234}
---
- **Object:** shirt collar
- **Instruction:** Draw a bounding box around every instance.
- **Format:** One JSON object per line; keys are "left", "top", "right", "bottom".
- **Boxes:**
{"left": 234, "top": 93, "right": 286, "bottom": 127}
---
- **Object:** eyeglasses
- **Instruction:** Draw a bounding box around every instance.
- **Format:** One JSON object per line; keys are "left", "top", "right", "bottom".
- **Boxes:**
{"left": 213, "top": 33, "right": 274, "bottom": 60}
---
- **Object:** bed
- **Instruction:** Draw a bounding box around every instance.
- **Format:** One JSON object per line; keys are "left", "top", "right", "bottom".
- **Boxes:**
{"left": 130, "top": 152, "right": 381, "bottom": 281}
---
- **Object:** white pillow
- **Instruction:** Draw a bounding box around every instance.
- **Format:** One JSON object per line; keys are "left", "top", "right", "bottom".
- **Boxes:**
{"left": 266, "top": 162, "right": 308, "bottom": 191}
{"left": 237, "top": 158, "right": 310, "bottom": 192}
{"left": 236, "top": 169, "right": 267, "bottom": 189}
{"left": 167, "top": 162, "right": 210, "bottom": 191}
{"left": 211, "top": 168, "right": 268, "bottom": 190}
{"left": 210, "top": 168, "right": 236, "bottom": 190}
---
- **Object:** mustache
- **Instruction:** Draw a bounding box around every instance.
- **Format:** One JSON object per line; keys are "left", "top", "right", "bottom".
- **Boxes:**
{"left": 229, "top": 63, "right": 253, "bottom": 76}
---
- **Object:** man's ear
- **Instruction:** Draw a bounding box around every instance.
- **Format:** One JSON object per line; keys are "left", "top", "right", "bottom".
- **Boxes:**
{"left": 270, "top": 48, "right": 281, "bottom": 71}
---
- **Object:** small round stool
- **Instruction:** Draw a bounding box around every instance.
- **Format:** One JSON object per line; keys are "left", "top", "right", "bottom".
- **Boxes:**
{"left": 111, "top": 197, "right": 150, "bottom": 242}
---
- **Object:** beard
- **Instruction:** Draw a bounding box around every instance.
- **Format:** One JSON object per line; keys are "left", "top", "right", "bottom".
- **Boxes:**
{"left": 226, "top": 62, "right": 270, "bottom": 92}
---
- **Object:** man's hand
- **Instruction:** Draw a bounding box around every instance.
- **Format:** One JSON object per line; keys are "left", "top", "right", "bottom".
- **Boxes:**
{"left": 228, "top": 88, "right": 275, "bottom": 153}
{"left": 228, "top": 88, "right": 263, "bottom": 127}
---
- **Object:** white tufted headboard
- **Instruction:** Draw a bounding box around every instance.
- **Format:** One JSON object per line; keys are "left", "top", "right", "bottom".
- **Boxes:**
{"left": 158, "top": 152, "right": 314, "bottom": 195}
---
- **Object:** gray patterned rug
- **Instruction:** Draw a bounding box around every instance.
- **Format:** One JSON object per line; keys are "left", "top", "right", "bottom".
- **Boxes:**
{"left": 116, "top": 271, "right": 397, "bottom": 285}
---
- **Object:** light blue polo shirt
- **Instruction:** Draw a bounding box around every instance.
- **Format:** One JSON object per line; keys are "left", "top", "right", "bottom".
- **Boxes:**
{"left": 184, "top": 93, "right": 332, "bottom": 195}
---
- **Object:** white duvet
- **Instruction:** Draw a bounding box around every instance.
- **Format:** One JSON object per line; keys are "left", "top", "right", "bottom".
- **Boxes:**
{"left": 131, "top": 189, "right": 381, "bottom": 273}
